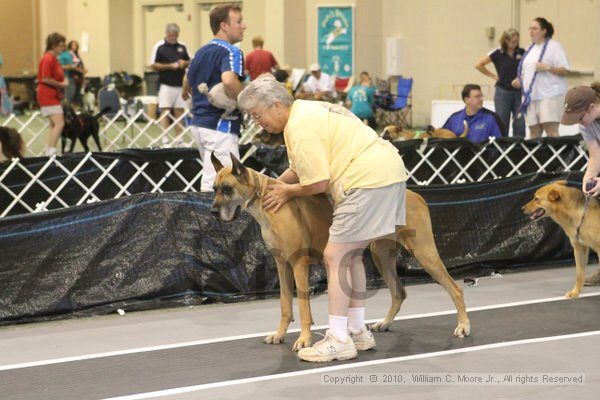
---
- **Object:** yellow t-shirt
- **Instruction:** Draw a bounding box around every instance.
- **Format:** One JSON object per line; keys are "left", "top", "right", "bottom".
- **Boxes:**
{"left": 283, "top": 100, "right": 407, "bottom": 204}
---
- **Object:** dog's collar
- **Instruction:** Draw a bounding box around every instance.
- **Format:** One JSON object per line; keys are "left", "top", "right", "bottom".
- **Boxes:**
{"left": 245, "top": 170, "right": 263, "bottom": 208}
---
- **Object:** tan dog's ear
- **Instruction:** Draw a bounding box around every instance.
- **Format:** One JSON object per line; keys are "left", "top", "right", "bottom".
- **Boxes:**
{"left": 548, "top": 189, "right": 561, "bottom": 202}
{"left": 230, "top": 153, "right": 248, "bottom": 180}
{"left": 211, "top": 151, "right": 224, "bottom": 173}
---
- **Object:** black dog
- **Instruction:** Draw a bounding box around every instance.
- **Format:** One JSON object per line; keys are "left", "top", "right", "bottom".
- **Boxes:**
{"left": 0, "top": 126, "right": 25, "bottom": 160}
{"left": 62, "top": 105, "right": 110, "bottom": 153}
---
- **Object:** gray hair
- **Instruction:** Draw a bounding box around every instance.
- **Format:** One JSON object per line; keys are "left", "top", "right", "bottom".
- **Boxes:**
{"left": 165, "top": 23, "right": 180, "bottom": 33}
{"left": 238, "top": 74, "right": 294, "bottom": 110}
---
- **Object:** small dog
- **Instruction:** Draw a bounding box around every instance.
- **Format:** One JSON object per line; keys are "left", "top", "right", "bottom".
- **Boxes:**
{"left": 382, "top": 121, "right": 469, "bottom": 142}
{"left": 62, "top": 105, "right": 110, "bottom": 153}
{"left": 522, "top": 180, "right": 600, "bottom": 298}
{"left": 210, "top": 153, "right": 470, "bottom": 351}
{"left": 197, "top": 82, "right": 238, "bottom": 120}
{"left": 426, "top": 121, "right": 469, "bottom": 139}
{"left": 251, "top": 129, "right": 285, "bottom": 147}
{"left": 0, "top": 126, "right": 25, "bottom": 160}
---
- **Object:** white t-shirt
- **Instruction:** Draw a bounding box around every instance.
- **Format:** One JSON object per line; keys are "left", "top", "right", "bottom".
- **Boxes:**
{"left": 303, "top": 72, "right": 334, "bottom": 94}
{"left": 521, "top": 39, "right": 570, "bottom": 101}
{"left": 581, "top": 119, "right": 600, "bottom": 143}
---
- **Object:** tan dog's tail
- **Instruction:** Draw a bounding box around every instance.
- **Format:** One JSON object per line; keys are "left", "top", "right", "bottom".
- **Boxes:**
{"left": 459, "top": 120, "right": 469, "bottom": 138}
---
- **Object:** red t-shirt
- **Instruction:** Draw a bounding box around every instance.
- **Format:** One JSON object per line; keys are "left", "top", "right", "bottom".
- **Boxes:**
{"left": 36, "top": 52, "right": 64, "bottom": 106}
{"left": 245, "top": 49, "right": 278, "bottom": 81}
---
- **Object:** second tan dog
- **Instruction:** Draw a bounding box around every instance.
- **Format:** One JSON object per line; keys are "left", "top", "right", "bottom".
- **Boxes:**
{"left": 210, "top": 153, "right": 470, "bottom": 351}
{"left": 522, "top": 180, "right": 600, "bottom": 298}
{"left": 382, "top": 121, "right": 469, "bottom": 141}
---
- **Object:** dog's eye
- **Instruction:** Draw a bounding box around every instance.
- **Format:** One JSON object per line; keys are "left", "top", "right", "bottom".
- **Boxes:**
{"left": 221, "top": 185, "right": 233, "bottom": 195}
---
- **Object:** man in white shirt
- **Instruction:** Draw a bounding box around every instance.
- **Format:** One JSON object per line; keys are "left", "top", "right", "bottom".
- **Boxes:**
{"left": 295, "top": 63, "right": 335, "bottom": 101}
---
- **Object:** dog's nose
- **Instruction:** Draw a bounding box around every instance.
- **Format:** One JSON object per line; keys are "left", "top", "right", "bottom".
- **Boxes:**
{"left": 210, "top": 206, "right": 220, "bottom": 219}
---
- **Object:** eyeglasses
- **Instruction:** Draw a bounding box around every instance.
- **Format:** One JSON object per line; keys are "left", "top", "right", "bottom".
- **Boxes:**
{"left": 250, "top": 106, "right": 271, "bottom": 122}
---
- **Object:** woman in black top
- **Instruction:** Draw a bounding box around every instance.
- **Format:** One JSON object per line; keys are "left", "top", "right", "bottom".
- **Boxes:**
{"left": 475, "top": 29, "right": 525, "bottom": 138}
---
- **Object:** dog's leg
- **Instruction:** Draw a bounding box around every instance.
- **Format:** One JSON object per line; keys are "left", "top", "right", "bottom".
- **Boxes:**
{"left": 92, "top": 120, "right": 102, "bottom": 151}
{"left": 265, "top": 257, "right": 295, "bottom": 345}
{"left": 401, "top": 212, "right": 470, "bottom": 338}
{"left": 566, "top": 241, "right": 589, "bottom": 298}
{"left": 369, "top": 237, "right": 406, "bottom": 332}
{"left": 291, "top": 256, "right": 313, "bottom": 351}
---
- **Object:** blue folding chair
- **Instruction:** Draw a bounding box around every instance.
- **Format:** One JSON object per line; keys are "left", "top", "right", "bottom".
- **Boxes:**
{"left": 375, "top": 77, "right": 413, "bottom": 128}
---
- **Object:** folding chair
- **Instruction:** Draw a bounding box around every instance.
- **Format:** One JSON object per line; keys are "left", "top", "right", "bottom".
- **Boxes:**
{"left": 375, "top": 77, "right": 413, "bottom": 128}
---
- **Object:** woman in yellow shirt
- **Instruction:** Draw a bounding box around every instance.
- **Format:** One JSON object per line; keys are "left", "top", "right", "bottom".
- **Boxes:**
{"left": 238, "top": 75, "right": 408, "bottom": 362}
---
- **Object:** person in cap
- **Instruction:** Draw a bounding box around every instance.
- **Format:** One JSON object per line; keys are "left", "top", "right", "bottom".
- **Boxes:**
{"left": 295, "top": 63, "right": 334, "bottom": 101}
{"left": 561, "top": 83, "right": 600, "bottom": 285}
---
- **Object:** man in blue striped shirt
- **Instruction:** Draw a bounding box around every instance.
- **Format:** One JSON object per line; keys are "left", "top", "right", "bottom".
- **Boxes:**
{"left": 185, "top": 4, "right": 246, "bottom": 192}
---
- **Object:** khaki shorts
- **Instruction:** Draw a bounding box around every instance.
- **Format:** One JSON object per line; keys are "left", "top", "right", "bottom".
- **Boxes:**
{"left": 329, "top": 182, "right": 406, "bottom": 243}
{"left": 40, "top": 105, "right": 63, "bottom": 117}
{"left": 525, "top": 95, "right": 565, "bottom": 126}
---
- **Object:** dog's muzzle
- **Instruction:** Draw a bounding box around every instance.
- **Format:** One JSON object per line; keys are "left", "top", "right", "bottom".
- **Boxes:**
{"left": 528, "top": 208, "right": 545, "bottom": 221}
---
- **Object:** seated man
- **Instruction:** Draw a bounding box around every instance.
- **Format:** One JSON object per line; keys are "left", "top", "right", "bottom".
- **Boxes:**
{"left": 295, "top": 63, "right": 334, "bottom": 101}
{"left": 443, "top": 84, "right": 504, "bottom": 143}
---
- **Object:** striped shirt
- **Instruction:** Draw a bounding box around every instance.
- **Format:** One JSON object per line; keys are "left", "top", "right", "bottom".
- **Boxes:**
{"left": 187, "top": 39, "right": 245, "bottom": 134}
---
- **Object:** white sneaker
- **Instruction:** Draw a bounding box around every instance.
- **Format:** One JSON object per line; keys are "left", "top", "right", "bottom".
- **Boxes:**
{"left": 350, "top": 327, "right": 376, "bottom": 351}
{"left": 297, "top": 330, "right": 357, "bottom": 362}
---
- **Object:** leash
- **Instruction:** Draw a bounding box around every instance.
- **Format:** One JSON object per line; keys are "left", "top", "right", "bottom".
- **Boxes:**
{"left": 517, "top": 39, "right": 549, "bottom": 117}
{"left": 576, "top": 179, "right": 598, "bottom": 242}
{"left": 575, "top": 195, "right": 590, "bottom": 243}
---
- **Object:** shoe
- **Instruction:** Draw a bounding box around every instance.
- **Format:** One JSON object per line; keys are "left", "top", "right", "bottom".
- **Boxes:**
{"left": 349, "top": 327, "right": 376, "bottom": 351}
{"left": 585, "top": 270, "right": 600, "bottom": 286}
{"left": 297, "top": 330, "right": 357, "bottom": 362}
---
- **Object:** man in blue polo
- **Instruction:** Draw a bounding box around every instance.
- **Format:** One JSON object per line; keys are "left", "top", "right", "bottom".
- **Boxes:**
{"left": 443, "top": 84, "right": 504, "bottom": 143}
{"left": 184, "top": 4, "right": 246, "bottom": 192}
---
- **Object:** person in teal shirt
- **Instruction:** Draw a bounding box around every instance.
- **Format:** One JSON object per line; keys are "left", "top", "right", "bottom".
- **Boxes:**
{"left": 346, "top": 71, "right": 376, "bottom": 129}
{"left": 58, "top": 49, "right": 76, "bottom": 104}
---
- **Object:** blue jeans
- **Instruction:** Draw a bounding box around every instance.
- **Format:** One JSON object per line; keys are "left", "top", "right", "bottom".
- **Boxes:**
{"left": 494, "top": 86, "right": 525, "bottom": 138}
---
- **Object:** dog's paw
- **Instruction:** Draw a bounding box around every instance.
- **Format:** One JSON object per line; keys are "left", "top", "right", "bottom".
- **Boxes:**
{"left": 453, "top": 322, "right": 470, "bottom": 338}
{"left": 264, "top": 333, "right": 285, "bottom": 345}
{"left": 197, "top": 83, "right": 209, "bottom": 94}
{"left": 565, "top": 290, "right": 580, "bottom": 299}
{"left": 369, "top": 321, "right": 391, "bottom": 332}
{"left": 292, "top": 334, "right": 312, "bottom": 351}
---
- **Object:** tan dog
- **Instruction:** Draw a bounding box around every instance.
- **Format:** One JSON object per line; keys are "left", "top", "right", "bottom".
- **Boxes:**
{"left": 382, "top": 121, "right": 469, "bottom": 142}
{"left": 210, "top": 153, "right": 470, "bottom": 351}
{"left": 522, "top": 180, "right": 600, "bottom": 298}
{"left": 426, "top": 121, "right": 469, "bottom": 139}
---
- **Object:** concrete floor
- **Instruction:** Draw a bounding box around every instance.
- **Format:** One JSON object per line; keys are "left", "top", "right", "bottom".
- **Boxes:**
{"left": 1, "top": 264, "right": 599, "bottom": 399}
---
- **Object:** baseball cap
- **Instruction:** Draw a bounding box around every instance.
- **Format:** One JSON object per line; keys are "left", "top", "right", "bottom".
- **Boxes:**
{"left": 561, "top": 86, "right": 597, "bottom": 125}
{"left": 309, "top": 63, "right": 321, "bottom": 72}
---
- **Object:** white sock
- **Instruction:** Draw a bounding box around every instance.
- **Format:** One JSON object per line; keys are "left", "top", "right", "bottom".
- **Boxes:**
{"left": 329, "top": 315, "right": 349, "bottom": 341}
{"left": 45, "top": 146, "right": 57, "bottom": 157}
{"left": 348, "top": 307, "right": 366, "bottom": 334}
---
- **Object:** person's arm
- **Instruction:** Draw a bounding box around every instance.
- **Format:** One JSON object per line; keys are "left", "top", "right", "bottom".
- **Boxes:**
{"left": 475, "top": 55, "right": 498, "bottom": 81}
{"left": 181, "top": 73, "right": 191, "bottom": 101}
{"left": 535, "top": 63, "right": 569, "bottom": 76}
{"left": 263, "top": 179, "right": 329, "bottom": 212}
{"left": 278, "top": 168, "right": 299, "bottom": 184}
{"left": 583, "top": 138, "right": 600, "bottom": 195}
{"left": 152, "top": 62, "right": 179, "bottom": 72}
{"left": 42, "top": 78, "right": 68, "bottom": 89}
{"left": 221, "top": 71, "right": 243, "bottom": 99}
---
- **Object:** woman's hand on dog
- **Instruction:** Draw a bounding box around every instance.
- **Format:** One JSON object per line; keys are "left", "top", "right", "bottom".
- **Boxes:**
{"left": 263, "top": 182, "right": 291, "bottom": 213}
{"left": 583, "top": 177, "right": 600, "bottom": 197}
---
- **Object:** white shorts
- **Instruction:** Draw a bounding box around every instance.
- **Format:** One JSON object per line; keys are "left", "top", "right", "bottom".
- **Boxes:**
{"left": 190, "top": 126, "right": 240, "bottom": 192}
{"left": 40, "top": 105, "right": 63, "bottom": 117}
{"left": 525, "top": 95, "right": 565, "bottom": 126}
{"left": 158, "top": 84, "right": 186, "bottom": 109}
{"left": 329, "top": 182, "right": 406, "bottom": 243}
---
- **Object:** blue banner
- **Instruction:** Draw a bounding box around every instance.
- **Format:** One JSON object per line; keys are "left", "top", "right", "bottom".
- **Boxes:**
{"left": 317, "top": 6, "right": 353, "bottom": 77}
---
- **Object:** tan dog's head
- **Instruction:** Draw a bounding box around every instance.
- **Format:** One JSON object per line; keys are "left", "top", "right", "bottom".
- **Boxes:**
{"left": 522, "top": 180, "right": 570, "bottom": 221}
{"left": 210, "top": 152, "right": 254, "bottom": 222}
